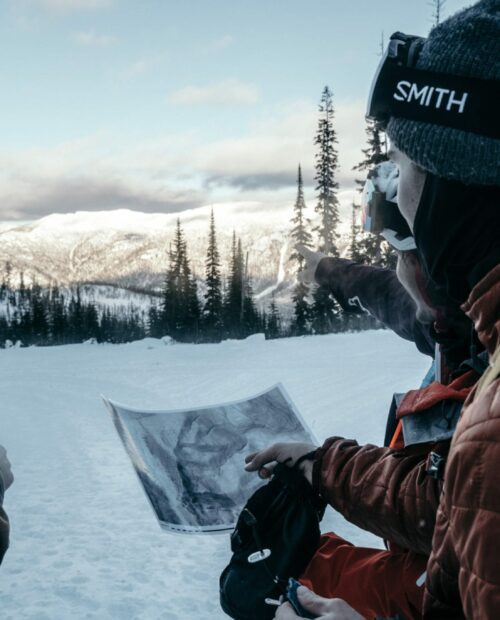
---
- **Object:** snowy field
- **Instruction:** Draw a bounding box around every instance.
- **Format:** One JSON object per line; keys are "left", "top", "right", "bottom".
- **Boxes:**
{"left": 0, "top": 331, "right": 430, "bottom": 620}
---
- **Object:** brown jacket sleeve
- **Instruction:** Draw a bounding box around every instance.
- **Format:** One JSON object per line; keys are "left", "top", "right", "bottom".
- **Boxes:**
{"left": 313, "top": 437, "right": 448, "bottom": 556}
{"left": 424, "top": 377, "right": 500, "bottom": 619}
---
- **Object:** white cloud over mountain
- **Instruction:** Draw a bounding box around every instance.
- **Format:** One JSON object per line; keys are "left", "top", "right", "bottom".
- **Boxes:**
{"left": 73, "top": 30, "right": 117, "bottom": 46}
{"left": 0, "top": 98, "right": 366, "bottom": 222}
{"left": 33, "top": 0, "right": 111, "bottom": 11}
{"left": 168, "top": 80, "right": 260, "bottom": 106}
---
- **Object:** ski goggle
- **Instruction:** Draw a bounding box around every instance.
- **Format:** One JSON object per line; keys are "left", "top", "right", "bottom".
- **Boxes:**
{"left": 361, "top": 161, "right": 416, "bottom": 252}
{"left": 366, "top": 32, "right": 499, "bottom": 139}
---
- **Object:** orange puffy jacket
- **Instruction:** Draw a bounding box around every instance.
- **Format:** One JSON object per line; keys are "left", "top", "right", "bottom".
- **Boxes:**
{"left": 424, "top": 265, "right": 500, "bottom": 619}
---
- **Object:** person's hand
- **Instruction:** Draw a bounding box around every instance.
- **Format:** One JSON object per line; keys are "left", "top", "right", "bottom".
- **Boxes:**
{"left": 0, "top": 446, "right": 14, "bottom": 491}
{"left": 295, "top": 244, "right": 326, "bottom": 285}
{"left": 245, "top": 442, "right": 317, "bottom": 485}
{"left": 274, "top": 585, "right": 364, "bottom": 620}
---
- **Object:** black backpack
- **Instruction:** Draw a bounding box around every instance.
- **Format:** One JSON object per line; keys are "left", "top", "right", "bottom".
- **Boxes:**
{"left": 219, "top": 456, "right": 326, "bottom": 620}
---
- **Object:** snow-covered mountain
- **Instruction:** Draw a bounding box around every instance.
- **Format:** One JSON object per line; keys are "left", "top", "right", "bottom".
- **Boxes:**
{"left": 0, "top": 203, "right": 354, "bottom": 311}
{"left": 0, "top": 203, "right": 307, "bottom": 306}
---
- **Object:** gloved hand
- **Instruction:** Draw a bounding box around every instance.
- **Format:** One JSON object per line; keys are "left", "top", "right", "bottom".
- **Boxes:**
{"left": 0, "top": 446, "right": 14, "bottom": 491}
{"left": 295, "top": 244, "right": 326, "bottom": 285}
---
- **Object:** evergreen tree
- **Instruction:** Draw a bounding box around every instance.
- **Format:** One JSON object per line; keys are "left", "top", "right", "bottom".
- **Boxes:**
{"left": 202, "top": 209, "right": 224, "bottom": 342}
{"left": 381, "top": 242, "right": 398, "bottom": 270}
{"left": 265, "top": 293, "right": 281, "bottom": 339}
{"left": 310, "top": 286, "right": 339, "bottom": 335}
{"left": 310, "top": 87, "right": 342, "bottom": 333}
{"left": 30, "top": 283, "right": 49, "bottom": 345}
{"left": 290, "top": 164, "right": 313, "bottom": 268}
{"left": 352, "top": 118, "right": 387, "bottom": 192}
{"left": 291, "top": 280, "right": 311, "bottom": 336}
{"left": 349, "top": 202, "right": 364, "bottom": 263}
{"left": 49, "top": 286, "right": 68, "bottom": 344}
{"left": 224, "top": 232, "right": 244, "bottom": 338}
{"left": 82, "top": 302, "right": 99, "bottom": 340}
{"left": 161, "top": 219, "right": 200, "bottom": 341}
{"left": 68, "top": 287, "right": 84, "bottom": 342}
{"left": 429, "top": 0, "right": 446, "bottom": 26}
{"left": 180, "top": 253, "right": 200, "bottom": 342}
{"left": 147, "top": 304, "right": 163, "bottom": 338}
{"left": 314, "top": 86, "right": 340, "bottom": 256}
{"left": 290, "top": 164, "right": 313, "bottom": 336}
{"left": 352, "top": 116, "right": 397, "bottom": 268}
{"left": 241, "top": 269, "right": 259, "bottom": 337}
{"left": 162, "top": 224, "right": 183, "bottom": 338}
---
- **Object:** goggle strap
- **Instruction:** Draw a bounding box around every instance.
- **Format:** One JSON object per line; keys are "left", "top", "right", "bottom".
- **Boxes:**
{"left": 368, "top": 55, "right": 500, "bottom": 139}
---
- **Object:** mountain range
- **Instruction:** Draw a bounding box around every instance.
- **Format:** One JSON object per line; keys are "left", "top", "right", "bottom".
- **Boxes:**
{"left": 1, "top": 203, "right": 347, "bottom": 310}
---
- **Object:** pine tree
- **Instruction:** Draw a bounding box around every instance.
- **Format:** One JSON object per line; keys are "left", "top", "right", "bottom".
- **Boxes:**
{"left": 314, "top": 86, "right": 340, "bottom": 256}
{"left": 49, "top": 286, "right": 68, "bottom": 344}
{"left": 309, "top": 87, "right": 343, "bottom": 333}
{"left": 162, "top": 240, "right": 178, "bottom": 337}
{"left": 82, "top": 302, "right": 99, "bottom": 341}
{"left": 161, "top": 219, "right": 192, "bottom": 340}
{"left": 310, "top": 286, "right": 339, "bottom": 335}
{"left": 241, "top": 269, "right": 259, "bottom": 337}
{"left": 148, "top": 303, "right": 163, "bottom": 338}
{"left": 30, "top": 283, "right": 49, "bottom": 345}
{"left": 352, "top": 118, "right": 388, "bottom": 192}
{"left": 202, "top": 209, "right": 224, "bottom": 342}
{"left": 180, "top": 252, "right": 200, "bottom": 342}
{"left": 352, "top": 116, "right": 396, "bottom": 268}
{"left": 429, "top": 0, "right": 446, "bottom": 26}
{"left": 291, "top": 280, "right": 310, "bottom": 336}
{"left": 224, "top": 232, "right": 244, "bottom": 338}
{"left": 68, "top": 286, "right": 84, "bottom": 342}
{"left": 290, "top": 164, "right": 313, "bottom": 336}
{"left": 265, "top": 293, "right": 281, "bottom": 339}
{"left": 290, "top": 164, "right": 313, "bottom": 268}
{"left": 349, "top": 202, "right": 364, "bottom": 263}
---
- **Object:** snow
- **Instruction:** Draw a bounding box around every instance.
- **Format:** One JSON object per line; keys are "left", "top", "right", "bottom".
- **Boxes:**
{"left": 0, "top": 330, "right": 430, "bottom": 619}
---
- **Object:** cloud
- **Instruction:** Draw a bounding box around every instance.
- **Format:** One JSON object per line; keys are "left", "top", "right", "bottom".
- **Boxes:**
{"left": 0, "top": 137, "right": 202, "bottom": 221}
{"left": 119, "top": 52, "right": 168, "bottom": 81}
{"left": 0, "top": 98, "right": 369, "bottom": 225}
{"left": 168, "top": 80, "right": 259, "bottom": 106}
{"left": 0, "top": 177, "right": 199, "bottom": 221}
{"left": 73, "top": 30, "right": 117, "bottom": 47}
{"left": 184, "top": 98, "right": 367, "bottom": 191}
{"left": 33, "top": 0, "right": 112, "bottom": 11}
{"left": 206, "top": 172, "right": 295, "bottom": 191}
{"left": 202, "top": 35, "right": 235, "bottom": 53}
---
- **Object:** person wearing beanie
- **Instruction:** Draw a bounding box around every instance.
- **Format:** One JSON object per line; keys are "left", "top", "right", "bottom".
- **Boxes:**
{"left": 383, "top": 2, "right": 500, "bottom": 618}
{"left": 386, "top": 0, "right": 500, "bottom": 188}
{"left": 244, "top": 2, "right": 500, "bottom": 619}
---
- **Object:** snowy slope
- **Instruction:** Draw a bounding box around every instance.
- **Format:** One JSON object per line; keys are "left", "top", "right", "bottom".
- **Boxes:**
{"left": 0, "top": 331, "right": 430, "bottom": 620}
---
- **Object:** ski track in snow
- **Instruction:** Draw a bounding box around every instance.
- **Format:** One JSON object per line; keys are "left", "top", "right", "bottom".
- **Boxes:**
{"left": 0, "top": 331, "right": 430, "bottom": 619}
{"left": 255, "top": 237, "right": 289, "bottom": 300}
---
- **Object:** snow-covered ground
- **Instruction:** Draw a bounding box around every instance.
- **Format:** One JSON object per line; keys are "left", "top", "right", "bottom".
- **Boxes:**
{"left": 0, "top": 331, "right": 430, "bottom": 620}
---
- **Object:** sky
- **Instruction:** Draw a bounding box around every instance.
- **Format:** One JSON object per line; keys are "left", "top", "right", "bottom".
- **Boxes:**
{"left": 0, "top": 0, "right": 473, "bottom": 223}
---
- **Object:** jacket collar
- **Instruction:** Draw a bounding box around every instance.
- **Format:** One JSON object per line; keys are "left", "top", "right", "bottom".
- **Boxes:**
{"left": 462, "top": 264, "right": 500, "bottom": 358}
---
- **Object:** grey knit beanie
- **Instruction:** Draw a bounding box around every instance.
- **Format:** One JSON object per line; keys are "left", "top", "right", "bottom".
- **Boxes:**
{"left": 386, "top": 0, "right": 500, "bottom": 186}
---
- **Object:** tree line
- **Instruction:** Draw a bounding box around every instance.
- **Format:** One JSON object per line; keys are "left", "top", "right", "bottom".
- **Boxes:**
{"left": 0, "top": 276, "right": 147, "bottom": 347}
